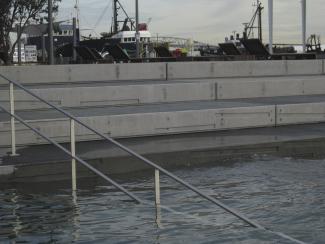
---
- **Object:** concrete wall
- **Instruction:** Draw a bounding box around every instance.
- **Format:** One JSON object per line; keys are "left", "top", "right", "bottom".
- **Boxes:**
{"left": 0, "top": 82, "right": 216, "bottom": 110}
{"left": 2, "top": 75, "right": 325, "bottom": 110}
{"left": 277, "top": 102, "right": 325, "bottom": 125}
{"left": 0, "top": 105, "right": 275, "bottom": 146}
{"left": 3, "top": 101, "right": 325, "bottom": 147}
{"left": 0, "top": 60, "right": 324, "bottom": 85}
{"left": 286, "top": 60, "right": 323, "bottom": 76}
{"left": 1, "top": 60, "right": 325, "bottom": 147}
{"left": 0, "top": 63, "right": 167, "bottom": 84}
{"left": 167, "top": 60, "right": 324, "bottom": 79}
{"left": 217, "top": 76, "right": 325, "bottom": 99}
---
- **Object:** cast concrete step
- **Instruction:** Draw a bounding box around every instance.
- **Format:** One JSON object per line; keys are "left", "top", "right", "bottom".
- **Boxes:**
{"left": 1, "top": 75, "right": 325, "bottom": 111}
{"left": 2, "top": 123, "right": 325, "bottom": 182}
{"left": 0, "top": 79, "right": 216, "bottom": 110}
{"left": 167, "top": 60, "right": 325, "bottom": 79}
{"left": 1, "top": 60, "right": 324, "bottom": 85}
{"left": 2, "top": 95, "right": 325, "bottom": 147}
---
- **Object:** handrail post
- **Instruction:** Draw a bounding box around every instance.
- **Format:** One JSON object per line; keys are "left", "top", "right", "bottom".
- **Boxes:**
{"left": 9, "top": 83, "right": 18, "bottom": 156}
{"left": 155, "top": 203, "right": 162, "bottom": 228}
{"left": 70, "top": 119, "right": 77, "bottom": 192}
{"left": 155, "top": 169, "right": 161, "bottom": 205}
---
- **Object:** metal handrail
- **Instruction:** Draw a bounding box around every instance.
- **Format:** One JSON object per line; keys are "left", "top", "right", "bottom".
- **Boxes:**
{"left": 0, "top": 73, "right": 306, "bottom": 244}
{"left": 0, "top": 105, "right": 142, "bottom": 204}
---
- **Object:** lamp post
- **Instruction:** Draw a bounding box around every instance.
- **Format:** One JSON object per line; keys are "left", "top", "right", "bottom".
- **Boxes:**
{"left": 268, "top": 0, "right": 273, "bottom": 54}
{"left": 301, "top": 0, "right": 307, "bottom": 52}
{"left": 135, "top": 0, "right": 140, "bottom": 58}
{"left": 73, "top": 17, "right": 77, "bottom": 63}
{"left": 16, "top": 24, "right": 22, "bottom": 65}
{"left": 48, "top": 0, "right": 54, "bottom": 64}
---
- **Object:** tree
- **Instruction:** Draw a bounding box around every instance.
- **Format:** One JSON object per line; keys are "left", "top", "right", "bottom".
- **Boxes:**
{"left": 0, "top": 0, "right": 61, "bottom": 64}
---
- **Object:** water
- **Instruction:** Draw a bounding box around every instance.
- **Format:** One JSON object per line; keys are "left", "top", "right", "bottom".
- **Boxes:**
{"left": 1, "top": 156, "right": 325, "bottom": 243}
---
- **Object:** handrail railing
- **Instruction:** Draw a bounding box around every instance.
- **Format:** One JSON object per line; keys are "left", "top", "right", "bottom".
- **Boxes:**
{"left": 0, "top": 73, "right": 306, "bottom": 244}
{"left": 0, "top": 105, "right": 142, "bottom": 204}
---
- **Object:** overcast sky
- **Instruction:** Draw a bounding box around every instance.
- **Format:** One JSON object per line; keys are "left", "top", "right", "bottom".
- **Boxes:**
{"left": 58, "top": 0, "right": 324, "bottom": 44}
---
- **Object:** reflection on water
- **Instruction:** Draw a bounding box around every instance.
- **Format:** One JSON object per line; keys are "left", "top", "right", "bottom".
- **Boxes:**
{"left": 0, "top": 156, "right": 324, "bottom": 243}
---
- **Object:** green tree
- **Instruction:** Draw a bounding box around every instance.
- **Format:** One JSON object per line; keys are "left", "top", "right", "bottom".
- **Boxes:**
{"left": 0, "top": 0, "right": 61, "bottom": 64}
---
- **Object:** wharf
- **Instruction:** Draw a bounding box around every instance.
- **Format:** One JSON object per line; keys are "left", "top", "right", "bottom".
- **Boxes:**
{"left": 1, "top": 123, "right": 325, "bottom": 183}
{"left": 0, "top": 60, "right": 325, "bottom": 182}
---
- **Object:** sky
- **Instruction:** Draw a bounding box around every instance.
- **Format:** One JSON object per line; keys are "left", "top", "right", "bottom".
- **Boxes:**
{"left": 57, "top": 0, "right": 325, "bottom": 45}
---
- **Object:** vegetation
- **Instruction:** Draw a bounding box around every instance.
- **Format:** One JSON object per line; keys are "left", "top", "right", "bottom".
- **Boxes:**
{"left": 0, "top": 0, "right": 61, "bottom": 64}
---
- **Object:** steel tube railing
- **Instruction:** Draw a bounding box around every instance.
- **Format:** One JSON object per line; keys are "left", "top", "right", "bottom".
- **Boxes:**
{"left": 0, "top": 73, "right": 262, "bottom": 228}
{"left": 0, "top": 105, "right": 142, "bottom": 204}
{"left": 0, "top": 73, "right": 306, "bottom": 244}
{"left": 70, "top": 119, "right": 77, "bottom": 191}
{"left": 154, "top": 169, "right": 160, "bottom": 205}
{"left": 9, "top": 82, "right": 17, "bottom": 156}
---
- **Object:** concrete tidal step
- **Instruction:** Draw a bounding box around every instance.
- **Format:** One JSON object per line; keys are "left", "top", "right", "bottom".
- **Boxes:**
{"left": 167, "top": 60, "right": 325, "bottom": 79}
{"left": 1, "top": 95, "right": 325, "bottom": 146}
{"left": 1, "top": 60, "right": 324, "bottom": 85}
{"left": 0, "top": 75, "right": 325, "bottom": 110}
{"left": 0, "top": 79, "right": 216, "bottom": 110}
{"left": 217, "top": 74, "right": 325, "bottom": 99}
{"left": 0, "top": 63, "right": 167, "bottom": 84}
{"left": 2, "top": 123, "right": 325, "bottom": 182}
{"left": 0, "top": 99, "right": 274, "bottom": 146}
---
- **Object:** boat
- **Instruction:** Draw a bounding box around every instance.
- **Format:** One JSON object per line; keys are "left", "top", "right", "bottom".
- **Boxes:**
{"left": 57, "top": 0, "right": 152, "bottom": 59}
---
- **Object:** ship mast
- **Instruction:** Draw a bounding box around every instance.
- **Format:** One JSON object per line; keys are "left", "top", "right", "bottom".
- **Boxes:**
{"left": 257, "top": 0, "right": 263, "bottom": 42}
{"left": 113, "top": 0, "right": 118, "bottom": 33}
{"left": 243, "top": 0, "right": 264, "bottom": 42}
{"left": 74, "top": 0, "right": 80, "bottom": 28}
{"left": 111, "top": 0, "right": 135, "bottom": 34}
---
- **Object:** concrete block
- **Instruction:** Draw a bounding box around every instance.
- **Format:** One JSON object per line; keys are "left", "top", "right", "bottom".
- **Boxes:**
{"left": 0, "top": 105, "right": 275, "bottom": 146}
{"left": 215, "top": 60, "right": 287, "bottom": 77}
{"left": 277, "top": 102, "right": 325, "bottom": 125}
{"left": 286, "top": 60, "right": 323, "bottom": 75}
{"left": 0, "top": 165, "right": 15, "bottom": 176}
{"left": 0, "top": 65, "right": 70, "bottom": 84}
{"left": 217, "top": 75, "right": 325, "bottom": 99}
{"left": 167, "top": 62, "right": 216, "bottom": 79}
{"left": 0, "top": 81, "right": 216, "bottom": 110}
{"left": 214, "top": 62, "right": 252, "bottom": 77}
{"left": 167, "top": 61, "right": 288, "bottom": 79}
{"left": 0, "top": 63, "right": 167, "bottom": 85}
{"left": 303, "top": 77, "right": 325, "bottom": 95}
{"left": 249, "top": 60, "right": 287, "bottom": 76}
{"left": 217, "top": 79, "right": 304, "bottom": 99}
{"left": 68, "top": 63, "right": 166, "bottom": 82}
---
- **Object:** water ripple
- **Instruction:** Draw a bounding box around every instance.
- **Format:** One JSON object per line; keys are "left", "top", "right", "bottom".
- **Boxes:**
{"left": 0, "top": 156, "right": 324, "bottom": 243}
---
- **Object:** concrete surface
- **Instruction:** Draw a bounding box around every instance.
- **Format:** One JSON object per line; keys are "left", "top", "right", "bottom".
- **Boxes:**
{"left": 167, "top": 60, "right": 324, "bottom": 79}
{"left": 2, "top": 95, "right": 325, "bottom": 146}
{"left": 0, "top": 60, "right": 324, "bottom": 85}
{"left": 0, "top": 63, "right": 167, "bottom": 84}
{"left": 2, "top": 123, "right": 325, "bottom": 182}
{"left": 217, "top": 75, "right": 325, "bottom": 99}
{"left": 0, "top": 80, "right": 216, "bottom": 110}
{"left": 286, "top": 60, "right": 323, "bottom": 75}
{"left": 277, "top": 102, "right": 325, "bottom": 125}
{"left": 1, "top": 75, "right": 325, "bottom": 110}
{"left": 0, "top": 100, "right": 276, "bottom": 146}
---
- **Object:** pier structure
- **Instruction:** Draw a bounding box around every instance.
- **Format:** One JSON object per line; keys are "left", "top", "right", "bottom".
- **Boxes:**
{"left": 0, "top": 59, "right": 325, "bottom": 181}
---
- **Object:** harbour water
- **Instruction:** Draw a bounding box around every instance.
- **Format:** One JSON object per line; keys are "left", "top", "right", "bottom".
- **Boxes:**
{"left": 0, "top": 155, "right": 324, "bottom": 243}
